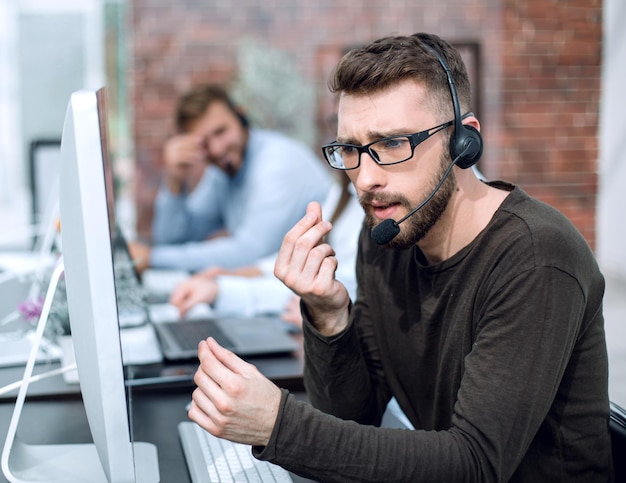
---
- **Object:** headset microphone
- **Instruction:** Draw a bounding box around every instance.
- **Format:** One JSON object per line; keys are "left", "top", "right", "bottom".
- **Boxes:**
{"left": 370, "top": 144, "right": 473, "bottom": 245}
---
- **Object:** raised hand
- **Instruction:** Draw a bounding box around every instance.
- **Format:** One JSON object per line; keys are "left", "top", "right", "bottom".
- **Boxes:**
{"left": 274, "top": 202, "right": 350, "bottom": 336}
{"left": 163, "top": 133, "right": 208, "bottom": 194}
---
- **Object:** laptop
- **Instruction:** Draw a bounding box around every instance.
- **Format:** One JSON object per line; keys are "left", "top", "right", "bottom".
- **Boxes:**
{"left": 112, "top": 229, "right": 299, "bottom": 360}
{"left": 153, "top": 314, "right": 299, "bottom": 360}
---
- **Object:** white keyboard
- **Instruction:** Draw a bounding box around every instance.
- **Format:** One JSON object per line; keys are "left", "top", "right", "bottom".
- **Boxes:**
{"left": 178, "top": 421, "right": 292, "bottom": 482}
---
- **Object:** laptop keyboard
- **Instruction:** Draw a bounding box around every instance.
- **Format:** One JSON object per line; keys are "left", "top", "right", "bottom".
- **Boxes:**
{"left": 179, "top": 421, "right": 292, "bottom": 482}
{"left": 167, "top": 319, "right": 236, "bottom": 351}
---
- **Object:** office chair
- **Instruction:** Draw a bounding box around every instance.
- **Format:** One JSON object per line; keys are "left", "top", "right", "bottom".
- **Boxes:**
{"left": 611, "top": 401, "right": 626, "bottom": 480}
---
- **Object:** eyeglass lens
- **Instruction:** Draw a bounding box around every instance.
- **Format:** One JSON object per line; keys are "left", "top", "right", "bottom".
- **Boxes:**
{"left": 326, "top": 136, "right": 413, "bottom": 169}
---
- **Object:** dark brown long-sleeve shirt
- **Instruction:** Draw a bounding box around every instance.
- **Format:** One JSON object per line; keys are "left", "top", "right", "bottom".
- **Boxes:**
{"left": 255, "top": 183, "right": 613, "bottom": 482}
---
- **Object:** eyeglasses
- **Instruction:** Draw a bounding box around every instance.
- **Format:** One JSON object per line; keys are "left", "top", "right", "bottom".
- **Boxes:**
{"left": 321, "top": 120, "right": 453, "bottom": 171}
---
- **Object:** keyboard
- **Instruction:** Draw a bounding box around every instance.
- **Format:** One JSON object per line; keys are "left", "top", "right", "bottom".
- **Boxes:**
{"left": 178, "top": 421, "right": 293, "bottom": 482}
{"left": 112, "top": 251, "right": 151, "bottom": 327}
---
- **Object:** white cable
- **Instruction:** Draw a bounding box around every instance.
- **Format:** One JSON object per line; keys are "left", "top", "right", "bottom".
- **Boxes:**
{"left": 0, "top": 310, "right": 21, "bottom": 327}
{"left": 0, "top": 363, "right": 77, "bottom": 396}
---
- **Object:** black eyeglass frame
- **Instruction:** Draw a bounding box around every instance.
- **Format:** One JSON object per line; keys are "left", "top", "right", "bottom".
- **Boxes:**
{"left": 321, "top": 119, "right": 454, "bottom": 171}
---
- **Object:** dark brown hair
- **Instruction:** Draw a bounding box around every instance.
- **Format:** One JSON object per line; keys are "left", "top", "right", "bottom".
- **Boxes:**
{"left": 174, "top": 84, "right": 248, "bottom": 133}
{"left": 329, "top": 33, "right": 471, "bottom": 121}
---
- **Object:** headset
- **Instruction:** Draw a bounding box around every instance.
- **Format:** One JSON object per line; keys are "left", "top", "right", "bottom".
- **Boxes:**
{"left": 370, "top": 39, "right": 484, "bottom": 244}
{"left": 235, "top": 109, "right": 250, "bottom": 129}
{"left": 422, "top": 42, "right": 483, "bottom": 169}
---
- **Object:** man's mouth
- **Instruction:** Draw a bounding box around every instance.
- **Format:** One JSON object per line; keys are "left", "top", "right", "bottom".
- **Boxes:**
{"left": 369, "top": 200, "right": 401, "bottom": 220}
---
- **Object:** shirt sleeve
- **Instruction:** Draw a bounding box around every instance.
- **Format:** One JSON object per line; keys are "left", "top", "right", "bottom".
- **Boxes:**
{"left": 253, "top": 390, "right": 463, "bottom": 482}
{"left": 151, "top": 166, "right": 225, "bottom": 245}
{"left": 300, "top": 230, "right": 391, "bottom": 425}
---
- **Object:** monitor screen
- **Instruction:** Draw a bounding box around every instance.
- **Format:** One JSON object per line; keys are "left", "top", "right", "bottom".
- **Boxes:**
{"left": 59, "top": 87, "right": 159, "bottom": 481}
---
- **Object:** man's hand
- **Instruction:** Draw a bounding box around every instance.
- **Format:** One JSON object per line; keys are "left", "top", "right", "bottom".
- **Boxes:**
{"left": 127, "top": 241, "right": 151, "bottom": 274}
{"left": 274, "top": 202, "right": 350, "bottom": 336}
{"left": 188, "top": 337, "right": 282, "bottom": 446}
{"left": 169, "top": 265, "right": 265, "bottom": 316}
{"left": 170, "top": 275, "right": 219, "bottom": 316}
{"left": 163, "top": 134, "right": 208, "bottom": 194}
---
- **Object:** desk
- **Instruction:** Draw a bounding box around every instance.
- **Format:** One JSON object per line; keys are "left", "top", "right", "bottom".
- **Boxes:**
{"left": 0, "top": 334, "right": 305, "bottom": 402}
{"left": 0, "top": 346, "right": 310, "bottom": 482}
{"left": 0, "top": 386, "right": 315, "bottom": 482}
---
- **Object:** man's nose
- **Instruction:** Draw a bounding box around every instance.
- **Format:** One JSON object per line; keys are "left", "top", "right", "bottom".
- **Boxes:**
{"left": 205, "top": 138, "right": 221, "bottom": 158}
{"left": 352, "top": 151, "right": 386, "bottom": 192}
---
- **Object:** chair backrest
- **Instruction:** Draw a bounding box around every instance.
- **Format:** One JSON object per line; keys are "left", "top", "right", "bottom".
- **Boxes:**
{"left": 28, "top": 138, "right": 61, "bottom": 248}
{"left": 611, "top": 401, "right": 626, "bottom": 480}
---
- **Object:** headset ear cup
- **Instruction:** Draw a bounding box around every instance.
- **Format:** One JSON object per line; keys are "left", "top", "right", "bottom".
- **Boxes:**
{"left": 452, "top": 125, "right": 483, "bottom": 169}
{"left": 236, "top": 110, "right": 250, "bottom": 128}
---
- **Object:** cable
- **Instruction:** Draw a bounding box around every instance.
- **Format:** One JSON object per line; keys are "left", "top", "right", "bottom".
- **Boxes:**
{"left": 0, "top": 363, "right": 77, "bottom": 396}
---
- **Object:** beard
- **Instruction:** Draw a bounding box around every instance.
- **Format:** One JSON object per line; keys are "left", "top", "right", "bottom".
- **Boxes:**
{"left": 362, "top": 154, "right": 456, "bottom": 249}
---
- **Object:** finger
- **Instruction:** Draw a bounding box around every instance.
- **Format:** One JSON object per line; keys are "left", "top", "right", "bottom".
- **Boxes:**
{"left": 207, "top": 336, "right": 246, "bottom": 371}
{"left": 177, "top": 299, "right": 193, "bottom": 318}
{"left": 187, "top": 133, "right": 205, "bottom": 146}
{"left": 196, "top": 340, "right": 230, "bottom": 394}
{"left": 169, "top": 283, "right": 186, "bottom": 306}
{"left": 169, "top": 283, "right": 193, "bottom": 311}
{"left": 275, "top": 214, "right": 332, "bottom": 281}
{"left": 313, "top": 256, "right": 340, "bottom": 294}
{"left": 178, "top": 149, "right": 204, "bottom": 167}
{"left": 173, "top": 133, "right": 203, "bottom": 150}
{"left": 189, "top": 385, "right": 217, "bottom": 420}
{"left": 306, "top": 200, "right": 323, "bottom": 220}
{"left": 202, "top": 267, "right": 224, "bottom": 279}
{"left": 290, "top": 241, "right": 336, "bottom": 291}
{"left": 274, "top": 209, "right": 320, "bottom": 277}
{"left": 189, "top": 385, "right": 226, "bottom": 437}
{"left": 204, "top": 337, "right": 252, "bottom": 382}
{"left": 179, "top": 291, "right": 207, "bottom": 316}
{"left": 295, "top": 203, "right": 332, "bottom": 251}
{"left": 284, "top": 203, "right": 323, "bottom": 248}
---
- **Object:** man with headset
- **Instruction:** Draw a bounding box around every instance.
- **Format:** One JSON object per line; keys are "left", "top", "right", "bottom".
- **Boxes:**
{"left": 188, "top": 33, "right": 613, "bottom": 481}
{"left": 129, "top": 84, "right": 331, "bottom": 273}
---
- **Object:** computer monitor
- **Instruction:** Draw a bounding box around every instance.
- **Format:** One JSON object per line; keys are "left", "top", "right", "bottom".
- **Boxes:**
{"left": 1, "top": 88, "right": 159, "bottom": 482}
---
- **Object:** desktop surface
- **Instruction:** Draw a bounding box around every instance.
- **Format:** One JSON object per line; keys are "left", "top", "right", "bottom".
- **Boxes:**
{"left": 0, "top": 331, "right": 305, "bottom": 481}
{"left": 0, "top": 333, "right": 410, "bottom": 482}
{"left": 0, "top": 331, "right": 305, "bottom": 403}
{"left": 0, "top": 382, "right": 314, "bottom": 483}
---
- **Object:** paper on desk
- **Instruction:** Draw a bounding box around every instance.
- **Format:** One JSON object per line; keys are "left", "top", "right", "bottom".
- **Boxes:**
{"left": 0, "top": 330, "right": 62, "bottom": 368}
{"left": 120, "top": 324, "right": 164, "bottom": 365}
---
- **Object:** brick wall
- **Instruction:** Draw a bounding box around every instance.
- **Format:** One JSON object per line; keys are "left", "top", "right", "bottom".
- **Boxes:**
{"left": 128, "top": 0, "right": 601, "bottom": 248}
{"left": 499, "top": 0, "right": 602, "bottom": 246}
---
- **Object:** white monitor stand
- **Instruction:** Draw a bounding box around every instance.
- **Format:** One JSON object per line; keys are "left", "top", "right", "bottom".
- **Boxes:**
{"left": 1, "top": 260, "right": 159, "bottom": 483}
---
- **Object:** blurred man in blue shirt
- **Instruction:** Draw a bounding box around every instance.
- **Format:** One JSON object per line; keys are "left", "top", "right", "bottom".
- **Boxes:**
{"left": 130, "top": 84, "right": 331, "bottom": 273}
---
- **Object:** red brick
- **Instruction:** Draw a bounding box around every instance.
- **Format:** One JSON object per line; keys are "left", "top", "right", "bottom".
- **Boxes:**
{"left": 127, "top": 1, "right": 600, "bottom": 249}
